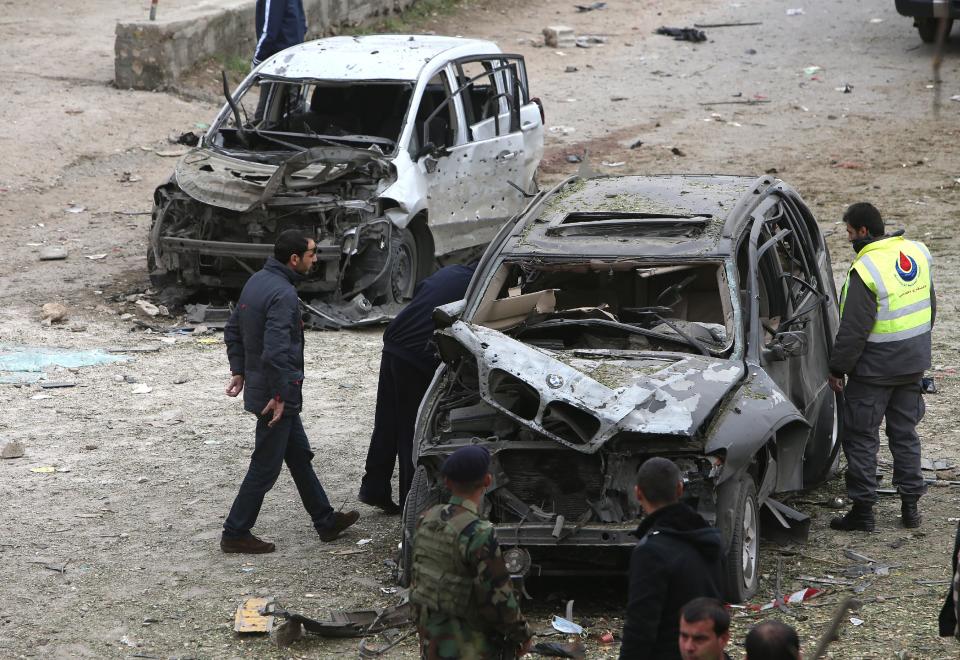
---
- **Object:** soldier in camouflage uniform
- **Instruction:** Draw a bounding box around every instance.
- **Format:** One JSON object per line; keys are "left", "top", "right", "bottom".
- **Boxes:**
{"left": 410, "top": 446, "right": 533, "bottom": 659}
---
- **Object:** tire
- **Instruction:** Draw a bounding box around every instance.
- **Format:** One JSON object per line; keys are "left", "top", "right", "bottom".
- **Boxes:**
{"left": 803, "top": 391, "right": 842, "bottom": 487}
{"left": 388, "top": 228, "right": 419, "bottom": 303}
{"left": 718, "top": 476, "right": 760, "bottom": 603}
{"left": 917, "top": 17, "right": 952, "bottom": 44}
{"left": 397, "top": 465, "right": 439, "bottom": 587}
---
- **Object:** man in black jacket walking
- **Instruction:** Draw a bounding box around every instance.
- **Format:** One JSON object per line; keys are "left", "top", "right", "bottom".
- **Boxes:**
{"left": 221, "top": 230, "right": 359, "bottom": 553}
{"left": 619, "top": 457, "right": 723, "bottom": 660}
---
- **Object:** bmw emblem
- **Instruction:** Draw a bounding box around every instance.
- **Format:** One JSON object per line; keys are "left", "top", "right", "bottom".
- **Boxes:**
{"left": 546, "top": 374, "right": 564, "bottom": 389}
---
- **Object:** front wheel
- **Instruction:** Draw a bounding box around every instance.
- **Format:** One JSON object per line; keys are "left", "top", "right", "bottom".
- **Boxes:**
{"left": 397, "top": 465, "right": 439, "bottom": 587}
{"left": 917, "top": 17, "right": 952, "bottom": 43}
{"left": 718, "top": 476, "right": 760, "bottom": 603}
{"left": 388, "top": 228, "right": 419, "bottom": 303}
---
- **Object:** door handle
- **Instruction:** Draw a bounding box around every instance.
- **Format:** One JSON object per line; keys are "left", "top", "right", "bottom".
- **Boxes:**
{"left": 496, "top": 150, "right": 518, "bottom": 161}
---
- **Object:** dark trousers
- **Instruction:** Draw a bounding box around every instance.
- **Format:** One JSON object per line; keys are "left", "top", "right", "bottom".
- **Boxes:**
{"left": 359, "top": 352, "right": 433, "bottom": 507}
{"left": 223, "top": 413, "right": 334, "bottom": 537}
{"left": 841, "top": 378, "right": 926, "bottom": 505}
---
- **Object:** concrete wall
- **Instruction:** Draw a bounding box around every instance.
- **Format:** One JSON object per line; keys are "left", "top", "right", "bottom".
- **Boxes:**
{"left": 115, "top": 0, "right": 417, "bottom": 90}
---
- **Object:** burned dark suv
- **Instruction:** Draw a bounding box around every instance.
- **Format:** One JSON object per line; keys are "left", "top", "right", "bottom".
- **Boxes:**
{"left": 399, "top": 174, "right": 841, "bottom": 602}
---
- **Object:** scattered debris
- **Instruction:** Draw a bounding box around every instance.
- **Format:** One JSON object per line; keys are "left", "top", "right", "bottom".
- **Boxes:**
{"left": 38, "top": 381, "right": 76, "bottom": 389}
{"left": 551, "top": 615, "right": 584, "bottom": 635}
{"left": 922, "top": 376, "right": 937, "bottom": 393}
{"left": 173, "top": 131, "right": 200, "bottom": 147}
{"left": 835, "top": 83, "right": 853, "bottom": 93}
{"left": 131, "top": 384, "right": 153, "bottom": 394}
{"left": 533, "top": 641, "right": 587, "bottom": 658}
{"left": 66, "top": 205, "right": 86, "bottom": 214}
{"left": 574, "top": 2, "right": 606, "bottom": 11}
{"left": 564, "top": 65, "right": 578, "bottom": 73}
{"left": 833, "top": 161, "right": 864, "bottom": 169}
{"left": 30, "top": 466, "right": 57, "bottom": 473}
{"left": 575, "top": 35, "right": 607, "bottom": 48}
{"left": 693, "top": 21, "right": 763, "bottom": 28}
{"left": 548, "top": 125, "right": 577, "bottom": 135}
{"left": 629, "top": 139, "right": 643, "bottom": 149}
{"left": 39, "top": 246, "right": 68, "bottom": 261}
{"left": 357, "top": 538, "right": 373, "bottom": 546}
{"left": 154, "top": 147, "right": 190, "bottom": 158}
{"left": 1, "top": 440, "right": 25, "bottom": 459}
{"left": 235, "top": 597, "right": 275, "bottom": 634}
{"left": 543, "top": 26, "right": 576, "bottom": 48}
{"left": 670, "top": 146, "right": 686, "bottom": 156}
{"left": 84, "top": 253, "right": 107, "bottom": 260}
{"left": 601, "top": 161, "right": 626, "bottom": 167}
{"left": 786, "top": 8, "right": 805, "bottom": 16}
{"left": 803, "top": 65, "right": 822, "bottom": 77}
{"left": 655, "top": 26, "right": 707, "bottom": 43}
{"left": 566, "top": 154, "right": 582, "bottom": 163}
{"left": 921, "top": 457, "right": 953, "bottom": 471}
{"left": 118, "top": 172, "right": 142, "bottom": 183}
{"left": 850, "top": 617, "right": 864, "bottom": 626}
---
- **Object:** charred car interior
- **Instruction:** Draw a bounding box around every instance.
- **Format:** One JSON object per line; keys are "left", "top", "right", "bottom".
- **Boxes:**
{"left": 148, "top": 35, "right": 544, "bottom": 327}
{"left": 399, "top": 174, "right": 841, "bottom": 602}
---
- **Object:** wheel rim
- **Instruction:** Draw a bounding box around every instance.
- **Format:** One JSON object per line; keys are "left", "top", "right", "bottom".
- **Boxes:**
{"left": 391, "top": 241, "right": 415, "bottom": 301}
{"left": 741, "top": 496, "right": 759, "bottom": 586}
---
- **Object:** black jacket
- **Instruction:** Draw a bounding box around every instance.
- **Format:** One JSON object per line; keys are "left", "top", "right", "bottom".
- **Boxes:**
{"left": 382, "top": 264, "right": 476, "bottom": 374}
{"left": 253, "top": 0, "right": 306, "bottom": 65}
{"left": 225, "top": 258, "right": 305, "bottom": 415}
{"left": 619, "top": 502, "right": 723, "bottom": 660}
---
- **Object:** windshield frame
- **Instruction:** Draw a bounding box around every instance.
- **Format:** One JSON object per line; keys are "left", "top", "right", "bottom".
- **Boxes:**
{"left": 463, "top": 255, "right": 745, "bottom": 360}
{"left": 207, "top": 73, "right": 417, "bottom": 158}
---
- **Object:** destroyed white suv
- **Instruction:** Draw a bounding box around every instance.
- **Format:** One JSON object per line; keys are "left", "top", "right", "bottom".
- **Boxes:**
{"left": 148, "top": 35, "right": 544, "bottom": 327}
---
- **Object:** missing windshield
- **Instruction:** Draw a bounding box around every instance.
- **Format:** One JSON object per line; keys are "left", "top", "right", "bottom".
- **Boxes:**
{"left": 214, "top": 78, "right": 414, "bottom": 154}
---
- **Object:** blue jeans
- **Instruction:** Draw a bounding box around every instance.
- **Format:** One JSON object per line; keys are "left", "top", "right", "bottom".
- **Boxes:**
{"left": 223, "top": 413, "right": 334, "bottom": 537}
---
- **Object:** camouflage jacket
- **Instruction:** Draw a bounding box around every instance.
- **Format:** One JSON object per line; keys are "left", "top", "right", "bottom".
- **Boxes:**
{"left": 412, "top": 496, "right": 531, "bottom": 659}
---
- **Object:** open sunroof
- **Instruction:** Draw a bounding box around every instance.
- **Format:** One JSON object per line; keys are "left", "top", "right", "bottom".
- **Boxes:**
{"left": 546, "top": 211, "right": 712, "bottom": 237}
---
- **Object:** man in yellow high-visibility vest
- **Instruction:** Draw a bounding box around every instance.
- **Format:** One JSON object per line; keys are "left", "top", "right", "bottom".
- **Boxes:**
{"left": 828, "top": 203, "right": 935, "bottom": 532}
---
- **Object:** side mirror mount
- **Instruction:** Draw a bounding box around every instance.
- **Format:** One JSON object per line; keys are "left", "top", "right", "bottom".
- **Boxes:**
{"left": 414, "top": 142, "right": 438, "bottom": 161}
{"left": 433, "top": 299, "right": 466, "bottom": 329}
{"left": 762, "top": 330, "right": 808, "bottom": 362}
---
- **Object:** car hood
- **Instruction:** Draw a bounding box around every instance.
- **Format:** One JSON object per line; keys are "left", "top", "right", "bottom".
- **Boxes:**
{"left": 174, "top": 145, "right": 395, "bottom": 213}
{"left": 441, "top": 321, "right": 745, "bottom": 454}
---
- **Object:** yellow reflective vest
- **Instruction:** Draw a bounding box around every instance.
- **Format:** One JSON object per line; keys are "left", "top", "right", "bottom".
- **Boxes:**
{"left": 840, "top": 235, "right": 933, "bottom": 344}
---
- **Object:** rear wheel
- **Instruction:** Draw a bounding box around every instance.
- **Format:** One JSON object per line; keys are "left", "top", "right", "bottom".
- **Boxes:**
{"left": 398, "top": 465, "right": 439, "bottom": 587}
{"left": 718, "top": 476, "right": 760, "bottom": 603}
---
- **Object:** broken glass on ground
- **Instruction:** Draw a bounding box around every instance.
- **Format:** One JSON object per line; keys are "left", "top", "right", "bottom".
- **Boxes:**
{"left": 0, "top": 345, "right": 129, "bottom": 384}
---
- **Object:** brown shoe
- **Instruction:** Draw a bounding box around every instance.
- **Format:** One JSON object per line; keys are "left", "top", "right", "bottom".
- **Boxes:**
{"left": 220, "top": 533, "right": 276, "bottom": 554}
{"left": 318, "top": 510, "right": 360, "bottom": 542}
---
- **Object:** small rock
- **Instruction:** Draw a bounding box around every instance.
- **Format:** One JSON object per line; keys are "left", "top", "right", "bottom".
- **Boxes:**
{"left": 119, "top": 313, "right": 133, "bottom": 321}
{"left": 543, "top": 25, "right": 575, "bottom": 48}
{"left": 136, "top": 476, "right": 148, "bottom": 484}
{"left": 1, "top": 440, "right": 25, "bottom": 459}
{"left": 124, "top": 375, "right": 139, "bottom": 384}
{"left": 113, "top": 375, "right": 124, "bottom": 383}
{"left": 83, "top": 444, "right": 99, "bottom": 451}
{"left": 670, "top": 147, "right": 686, "bottom": 157}
{"left": 173, "top": 376, "right": 190, "bottom": 385}
{"left": 39, "top": 246, "right": 68, "bottom": 261}
{"left": 564, "top": 65, "right": 578, "bottom": 73}
{"left": 135, "top": 300, "right": 160, "bottom": 317}
{"left": 40, "top": 303, "right": 68, "bottom": 325}
{"left": 131, "top": 384, "right": 152, "bottom": 394}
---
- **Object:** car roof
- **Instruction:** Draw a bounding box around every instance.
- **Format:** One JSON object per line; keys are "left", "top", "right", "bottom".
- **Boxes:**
{"left": 256, "top": 35, "right": 503, "bottom": 81}
{"left": 505, "top": 174, "right": 775, "bottom": 259}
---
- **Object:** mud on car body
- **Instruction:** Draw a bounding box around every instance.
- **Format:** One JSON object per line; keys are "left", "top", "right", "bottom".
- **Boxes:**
{"left": 148, "top": 35, "right": 544, "bottom": 327}
{"left": 399, "top": 174, "right": 842, "bottom": 602}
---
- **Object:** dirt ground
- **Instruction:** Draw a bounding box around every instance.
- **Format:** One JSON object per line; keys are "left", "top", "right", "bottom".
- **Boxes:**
{"left": 3, "top": 0, "right": 960, "bottom": 658}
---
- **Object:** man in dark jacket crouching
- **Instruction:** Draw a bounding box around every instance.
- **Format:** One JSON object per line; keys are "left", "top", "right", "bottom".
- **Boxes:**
{"left": 619, "top": 457, "right": 723, "bottom": 660}
{"left": 220, "top": 230, "right": 359, "bottom": 553}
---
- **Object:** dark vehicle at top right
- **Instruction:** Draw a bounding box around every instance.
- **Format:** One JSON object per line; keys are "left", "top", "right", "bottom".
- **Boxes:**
{"left": 896, "top": 0, "right": 957, "bottom": 42}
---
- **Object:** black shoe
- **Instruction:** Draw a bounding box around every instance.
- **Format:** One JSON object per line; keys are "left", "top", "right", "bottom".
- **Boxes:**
{"left": 358, "top": 493, "right": 402, "bottom": 515}
{"left": 220, "top": 533, "right": 276, "bottom": 554}
{"left": 830, "top": 503, "right": 875, "bottom": 532}
{"left": 901, "top": 497, "right": 922, "bottom": 528}
{"left": 318, "top": 510, "right": 360, "bottom": 542}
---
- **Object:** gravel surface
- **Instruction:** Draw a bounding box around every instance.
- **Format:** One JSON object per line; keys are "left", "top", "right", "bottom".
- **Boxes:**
{"left": 3, "top": 0, "right": 960, "bottom": 657}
